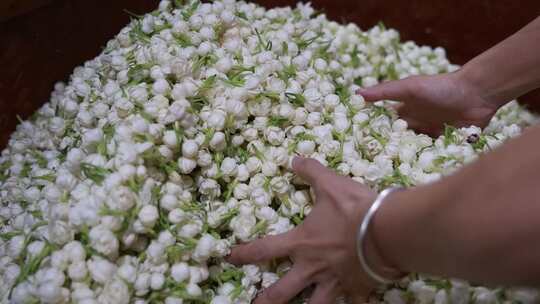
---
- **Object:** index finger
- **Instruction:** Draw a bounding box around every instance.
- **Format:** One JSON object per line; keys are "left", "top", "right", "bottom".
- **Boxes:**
{"left": 227, "top": 230, "right": 297, "bottom": 265}
{"left": 356, "top": 78, "right": 415, "bottom": 102}
{"left": 292, "top": 157, "right": 335, "bottom": 188}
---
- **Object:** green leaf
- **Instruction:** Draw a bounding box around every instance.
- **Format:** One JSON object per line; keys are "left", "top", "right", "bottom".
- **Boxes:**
{"left": 235, "top": 11, "right": 248, "bottom": 21}
{"left": 223, "top": 180, "right": 238, "bottom": 201}
{"left": 433, "top": 155, "right": 457, "bottom": 166}
{"left": 371, "top": 105, "right": 391, "bottom": 117}
{"left": 386, "top": 62, "right": 399, "bottom": 80}
{"left": 173, "top": 32, "right": 193, "bottom": 47}
{"left": 334, "top": 82, "right": 351, "bottom": 104}
{"left": 214, "top": 22, "right": 227, "bottom": 42}
{"left": 0, "top": 161, "right": 12, "bottom": 182}
{"left": 295, "top": 132, "right": 317, "bottom": 141}
{"left": 425, "top": 278, "right": 452, "bottom": 290}
{"left": 151, "top": 185, "right": 163, "bottom": 203}
{"left": 295, "top": 31, "right": 323, "bottom": 50}
{"left": 268, "top": 116, "right": 289, "bottom": 128}
{"left": 256, "top": 91, "right": 281, "bottom": 102}
{"left": 443, "top": 124, "right": 459, "bottom": 147}
{"left": 141, "top": 147, "right": 178, "bottom": 175}
{"left": 13, "top": 242, "right": 53, "bottom": 287}
{"left": 126, "top": 176, "right": 143, "bottom": 194}
{"left": 219, "top": 267, "right": 244, "bottom": 282}
{"left": 281, "top": 41, "right": 289, "bottom": 54}
{"left": 469, "top": 134, "right": 490, "bottom": 151}
{"left": 129, "top": 20, "right": 151, "bottom": 44}
{"left": 34, "top": 173, "right": 56, "bottom": 182}
{"left": 350, "top": 45, "right": 360, "bottom": 68}
{"left": 381, "top": 169, "right": 413, "bottom": 188}
{"left": 370, "top": 130, "right": 388, "bottom": 145}
{"left": 254, "top": 28, "right": 272, "bottom": 51}
{"left": 97, "top": 123, "right": 114, "bottom": 155}
{"left": 20, "top": 163, "right": 32, "bottom": 178}
{"left": 327, "top": 152, "right": 343, "bottom": 169}
{"left": 155, "top": 201, "right": 171, "bottom": 233}
{"left": 277, "top": 64, "right": 297, "bottom": 82}
{"left": 285, "top": 92, "right": 305, "bottom": 107}
{"left": 229, "top": 281, "right": 244, "bottom": 300}
{"left": 192, "top": 54, "right": 218, "bottom": 75}
{"left": 127, "top": 64, "right": 152, "bottom": 85}
{"left": 222, "top": 65, "right": 254, "bottom": 87}
{"left": 30, "top": 151, "right": 48, "bottom": 168}
{"left": 181, "top": 0, "right": 200, "bottom": 21}
{"left": 80, "top": 163, "right": 111, "bottom": 185}
{"left": 179, "top": 201, "right": 204, "bottom": 212}
{"left": 199, "top": 75, "right": 217, "bottom": 94}
{"left": 0, "top": 231, "right": 22, "bottom": 241}
{"left": 250, "top": 220, "right": 268, "bottom": 237}
{"left": 103, "top": 123, "right": 115, "bottom": 139}
{"left": 315, "top": 42, "right": 332, "bottom": 61}
{"left": 99, "top": 205, "right": 126, "bottom": 217}
{"left": 173, "top": 0, "right": 185, "bottom": 8}
{"left": 187, "top": 95, "right": 209, "bottom": 112}
{"left": 218, "top": 207, "right": 239, "bottom": 227}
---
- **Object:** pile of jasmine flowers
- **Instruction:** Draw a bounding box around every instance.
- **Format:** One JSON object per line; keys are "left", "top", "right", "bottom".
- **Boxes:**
{"left": 0, "top": 0, "right": 539, "bottom": 303}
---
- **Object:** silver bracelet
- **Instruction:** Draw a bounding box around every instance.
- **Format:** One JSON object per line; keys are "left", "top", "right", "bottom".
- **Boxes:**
{"left": 356, "top": 187, "right": 401, "bottom": 285}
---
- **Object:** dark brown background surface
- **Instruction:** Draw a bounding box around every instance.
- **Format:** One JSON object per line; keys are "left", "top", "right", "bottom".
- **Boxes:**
{"left": 1, "top": 1, "right": 539, "bottom": 148}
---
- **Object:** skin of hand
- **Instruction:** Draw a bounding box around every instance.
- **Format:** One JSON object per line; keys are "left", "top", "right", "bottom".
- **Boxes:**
{"left": 357, "top": 16, "right": 540, "bottom": 137}
{"left": 356, "top": 71, "right": 500, "bottom": 136}
{"left": 374, "top": 124, "right": 540, "bottom": 285}
{"left": 227, "top": 157, "right": 402, "bottom": 304}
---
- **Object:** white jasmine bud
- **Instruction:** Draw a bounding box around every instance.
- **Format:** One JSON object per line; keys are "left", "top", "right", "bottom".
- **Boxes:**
{"left": 208, "top": 110, "right": 227, "bottom": 130}
{"left": 297, "top": 140, "right": 315, "bottom": 155}
{"left": 138, "top": 205, "right": 159, "bottom": 227}
{"left": 179, "top": 157, "right": 198, "bottom": 174}
{"left": 151, "top": 273, "right": 166, "bottom": 290}
{"left": 209, "top": 132, "right": 226, "bottom": 151}
{"left": 265, "top": 126, "right": 285, "bottom": 146}
{"left": 220, "top": 157, "right": 238, "bottom": 177}
{"left": 171, "top": 262, "right": 191, "bottom": 283}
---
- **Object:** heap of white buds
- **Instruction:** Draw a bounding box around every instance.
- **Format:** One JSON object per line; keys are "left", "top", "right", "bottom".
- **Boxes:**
{"left": 0, "top": 0, "right": 538, "bottom": 303}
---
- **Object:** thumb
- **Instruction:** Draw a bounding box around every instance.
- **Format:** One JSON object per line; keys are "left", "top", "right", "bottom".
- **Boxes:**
{"left": 292, "top": 157, "right": 334, "bottom": 187}
{"left": 356, "top": 77, "right": 415, "bottom": 102}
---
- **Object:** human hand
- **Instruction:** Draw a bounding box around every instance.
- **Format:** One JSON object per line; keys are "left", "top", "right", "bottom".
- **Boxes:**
{"left": 357, "top": 72, "right": 501, "bottom": 136}
{"left": 227, "top": 157, "right": 402, "bottom": 304}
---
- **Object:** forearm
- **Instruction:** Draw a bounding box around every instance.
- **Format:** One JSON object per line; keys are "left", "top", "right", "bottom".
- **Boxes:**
{"left": 458, "top": 16, "right": 540, "bottom": 108}
{"left": 374, "top": 124, "right": 540, "bottom": 286}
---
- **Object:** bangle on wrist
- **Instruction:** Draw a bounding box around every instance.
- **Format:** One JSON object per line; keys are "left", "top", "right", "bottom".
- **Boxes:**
{"left": 356, "top": 187, "right": 404, "bottom": 285}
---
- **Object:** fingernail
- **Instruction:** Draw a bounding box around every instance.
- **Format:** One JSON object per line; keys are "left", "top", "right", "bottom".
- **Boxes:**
{"left": 356, "top": 88, "right": 368, "bottom": 96}
{"left": 290, "top": 156, "right": 303, "bottom": 170}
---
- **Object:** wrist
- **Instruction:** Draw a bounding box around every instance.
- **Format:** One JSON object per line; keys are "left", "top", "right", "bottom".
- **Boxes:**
{"left": 455, "top": 62, "right": 509, "bottom": 109}
{"left": 369, "top": 184, "right": 448, "bottom": 275}
{"left": 358, "top": 188, "right": 408, "bottom": 283}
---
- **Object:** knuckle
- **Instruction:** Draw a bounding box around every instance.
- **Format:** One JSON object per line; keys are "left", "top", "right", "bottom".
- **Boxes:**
{"left": 245, "top": 242, "right": 266, "bottom": 262}
{"left": 287, "top": 232, "right": 304, "bottom": 253}
{"left": 255, "top": 240, "right": 271, "bottom": 256}
{"left": 303, "top": 262, "right": 325, "bottom": 279}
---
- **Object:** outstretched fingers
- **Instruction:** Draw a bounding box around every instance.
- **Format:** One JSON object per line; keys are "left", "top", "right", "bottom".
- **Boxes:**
{"left": 254, "top": 267, "right": 313, "bottom": 304}
{"left": 357, "top": 77, "right": 416, "bottom": 103}
{"left": 308, "top": 280, "right": 341, "bottom": 304}
{"left": 292, "top": 157, "right": 336, "bottom": 188}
